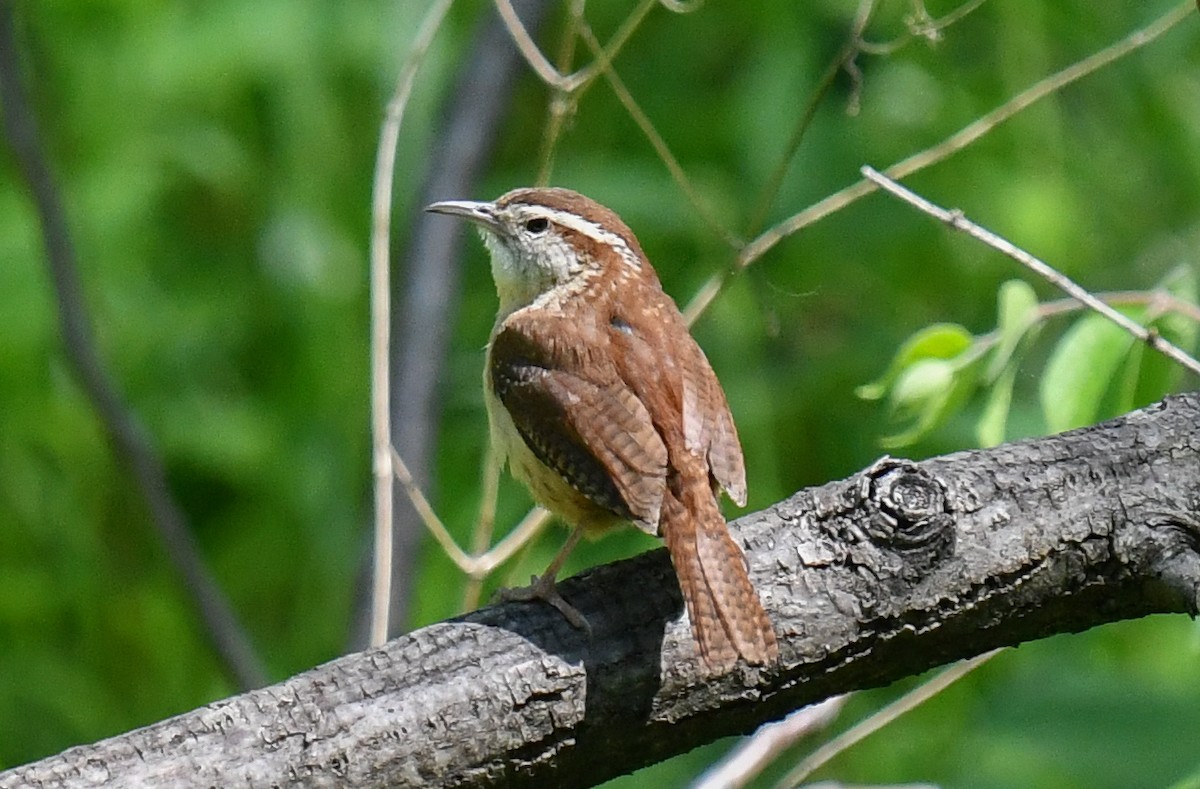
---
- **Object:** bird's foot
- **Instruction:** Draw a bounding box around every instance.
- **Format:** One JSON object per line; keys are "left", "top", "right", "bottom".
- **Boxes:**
{"left": 494, "top": 574, "right": 591, "bottom": 633}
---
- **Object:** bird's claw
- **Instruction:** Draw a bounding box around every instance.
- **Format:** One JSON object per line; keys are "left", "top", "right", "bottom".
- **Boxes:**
{"left": 494, "top": 574, "right": 591, "bottom": 633}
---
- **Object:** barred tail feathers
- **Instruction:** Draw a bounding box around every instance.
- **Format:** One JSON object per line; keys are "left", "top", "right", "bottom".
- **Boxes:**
{"left": 661, "top": 487, "right": 778, "bottom": 672}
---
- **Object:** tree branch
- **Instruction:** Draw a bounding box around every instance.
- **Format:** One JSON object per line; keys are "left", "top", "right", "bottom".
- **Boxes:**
{"left": 861, "top": 166, "right": 1200, "bottom": 377}
{"left": 4, "top": 393, "right": 1198, "bottom": 788}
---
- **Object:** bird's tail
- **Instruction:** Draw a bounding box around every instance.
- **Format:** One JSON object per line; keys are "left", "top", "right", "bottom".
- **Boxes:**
{"left": 662, "top": 483, "right": 779, "bottom": 673}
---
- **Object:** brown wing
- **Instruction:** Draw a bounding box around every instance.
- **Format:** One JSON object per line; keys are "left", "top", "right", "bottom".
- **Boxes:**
{"left": 680, "top": 347, "right": 746, "bottom": 505}
{"left": 490, "top": 323, "right": 667, "bottom": 531}
{"left": 606, "top": 287, "right": 747, "bottom": 506}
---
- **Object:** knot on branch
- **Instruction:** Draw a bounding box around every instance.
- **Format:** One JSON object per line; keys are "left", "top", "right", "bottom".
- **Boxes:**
{"left": 1137, "top": 514, "right": 1200, "bottom": 617}
{"left": 858, "top": 458, "right": 955, "bottom": 576}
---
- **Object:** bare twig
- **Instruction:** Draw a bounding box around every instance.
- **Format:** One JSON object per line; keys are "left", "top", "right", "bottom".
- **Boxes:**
{"left": 389, "top": 447, "right": 461, "bottom": 566}
{"left": 575, "top": 15, "right": 743, "bottom": 249}
{"left": 907, "top": 0, "right": 991, "bottom": 39}
{"left": 692, "top": 696, "right": 847, "bottom": 789}
{"left": 1037, "top": 289, "right": 1200, "bottom": 326}
{"left": 747, "top": 0, "right": 878, "bottom": 236}
{"left": 474, "top": 507, "right": 553, "bottom": 578}
{"left": 858, "top": 0, "right": 992, "bottom": 54}
{"left": 774, "top": 651, "right": 1001, "bottom": 789}
{"left": 0, "top": 0, "right": 266, "bottom": 689}
{"left": 533, "top": 0, "right": 662, "bottom": 185}
{"left": 727, "top": 0, "right": 1195, "bottom": 280}
{"left": 373, "top": 0, "right": 555, "bottom": 646}
{"left": 460, "top": 449, "right": 503, "bottom": 610}
{"left": 391, "top": 448, "right": 551, "bottom": 580}
{"left": 861, "top": 167, "right": 1200, "bottom": 379}
{"left": 534, "top": 2, "right": 584, "bottom": 184}
{"left": 659, "top": 0, "right": 704, "bottom": 12}
{"left": 681, "top": 0, "right": 1194, "bottom": 327}
{"left": 495, "top": 0, "right": 660, "bottom": 95}
{"left": 494, "top": 0, "right": 586, "bottom": 91}
{"left": 962, "top": 289, "right": 1200, "bottom": 365}
{"left": 369, "top": 0, "right": 455, "bottom": 647}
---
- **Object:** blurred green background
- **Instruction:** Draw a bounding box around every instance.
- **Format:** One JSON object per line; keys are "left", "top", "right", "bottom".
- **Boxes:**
{"left": 1, "top": 1, "right": 1198, "bottom": 786}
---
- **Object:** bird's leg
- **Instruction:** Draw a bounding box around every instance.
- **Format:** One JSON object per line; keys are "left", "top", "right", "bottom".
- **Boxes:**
{"left": 494, "top": 526, "right": 589, "bottom": 631}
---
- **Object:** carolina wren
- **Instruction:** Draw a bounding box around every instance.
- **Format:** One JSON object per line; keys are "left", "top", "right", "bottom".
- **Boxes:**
{"left": 427, "top": 187, "right": 779, "bottom": 672}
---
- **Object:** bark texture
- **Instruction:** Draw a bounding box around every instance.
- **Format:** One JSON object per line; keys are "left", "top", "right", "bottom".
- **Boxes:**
{"left": 4, "top": 394, "right": 1198, "bottom": 789}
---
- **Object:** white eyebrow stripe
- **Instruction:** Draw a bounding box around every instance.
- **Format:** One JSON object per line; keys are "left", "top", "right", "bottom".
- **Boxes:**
{"left": 528, "top": 206, "right": 642, "bottom": 271}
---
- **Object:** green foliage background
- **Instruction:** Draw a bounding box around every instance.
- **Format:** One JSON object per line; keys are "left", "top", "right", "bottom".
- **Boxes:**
{"left": 1, "top": 1, "right": 1198, "bottom": 786}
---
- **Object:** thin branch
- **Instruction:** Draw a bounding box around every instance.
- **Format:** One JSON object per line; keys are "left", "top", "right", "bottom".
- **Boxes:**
{"left": 861, "top": 167, "right": 1200, "bottom": 379}
{"left": 577, "top": 0, "right": 661, "bottom": 87}
{"left": 534, "top": 2, "right": 584, "bottom": 185}
{"left": 681, "top": 270, "right": 727, "bottom": 327}
{"left": 908, "top": 0, "right": 991, "bottom": 39}
{"left": 858, "top": 0, "right": 992, "bottom": 54}
{"left": 0, "top": 0, "right": 266, "bottom": 689}
{"left": 533, "top": 0, "right": 662, "bottom": 185}
{"left": 729, "top": 0, "right": 1195, "bottom": 275}
{"left": 575, "top": 14, "right": 743, "bottom": 249}
{"left": 774, "top": 650, "right": 1001, "bottom": 789}
{"left": 1036, "top": 289, "right": 1200, "bottom": 326}
{"left": 369, "top": 0, "right": 455, "bottom": 647}
{"left": 682, "top": 0, "right": 1193, "bottom": 330}
{"left": 495, "top": 0, "right": 660, "bottom": 94}
{"left": 746, "top": 0, "right": 878, "bottom": 236}
{"left": 692, "top": 696, "right": 847, "bottom": 789}
{"left": 494, "top": 0, "right": 586, "bottom": 90}
{"left": 961, "top": 289, "right": 1200, "bottom": 369}
{"left": 508, "top": 0, "right": 728, "bottom": 240}
{"left": 478, "top": 506, "right": 553, "bottom": 577}
{"left": 390, "top": 447, "right": 466, "bottom": 567}
{"left": 659, "top": 0, "right": 704, "bottom": 12}
{"left": 460, "top": 449, "right": 503, "bottom": 610}
{"left": 391, "top": 448, "right": 552, "bottom": 579}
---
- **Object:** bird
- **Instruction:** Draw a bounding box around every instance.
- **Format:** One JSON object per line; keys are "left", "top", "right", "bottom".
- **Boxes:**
{"left": 427, "top": 187, "right": 778, "bottom": 672}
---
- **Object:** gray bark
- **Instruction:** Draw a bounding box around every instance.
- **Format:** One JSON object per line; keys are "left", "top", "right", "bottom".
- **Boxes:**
{"left": 4, "top": 393, "right": 1198, "bottom": 789}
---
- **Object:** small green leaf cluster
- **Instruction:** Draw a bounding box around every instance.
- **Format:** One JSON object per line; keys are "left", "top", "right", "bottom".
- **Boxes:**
{"left": 859, "top": 268, "right": 1198, "bottom": 448}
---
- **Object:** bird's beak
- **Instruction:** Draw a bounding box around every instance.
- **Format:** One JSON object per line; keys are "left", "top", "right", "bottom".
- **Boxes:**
{"left": 425, "top": 199, "right": 503, "bottom": 234}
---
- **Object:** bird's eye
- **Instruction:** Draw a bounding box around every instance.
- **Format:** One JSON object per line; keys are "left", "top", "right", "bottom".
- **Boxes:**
{"left": 524, "top": 217, "right": 549, "bottom": 233}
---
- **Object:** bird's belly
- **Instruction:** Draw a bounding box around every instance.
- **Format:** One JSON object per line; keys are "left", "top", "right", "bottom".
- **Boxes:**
{"left": 485, "top": 389, "right": 622, "bottom": 538}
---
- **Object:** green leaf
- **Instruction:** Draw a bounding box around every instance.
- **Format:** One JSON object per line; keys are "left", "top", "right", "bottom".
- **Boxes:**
{"left": 986, "top": 279, "right": 1040, "bottom": 380}
{"left": 880, "top": 354, "right": 982, "bottom": 448}
{"left": 889, "top": 358, "right": 955, "bottom": 418}
{"left": 1116, "top": 338, "right": 1146, "bottom": 417}
{"left": 977, "top": 362, "right": 1018, "bottom": 447}
{"left": 1133, "top": 265, "right": 1199, "bottom": 407}
{"left": 1040, "top": 313, "right": 1136, "bottom": 432}
{"left": 1167, "top": 762, "right": 1200, "bottom": 789}
{"left": 858, "top": 323, "right": 974, "bottom": 401}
